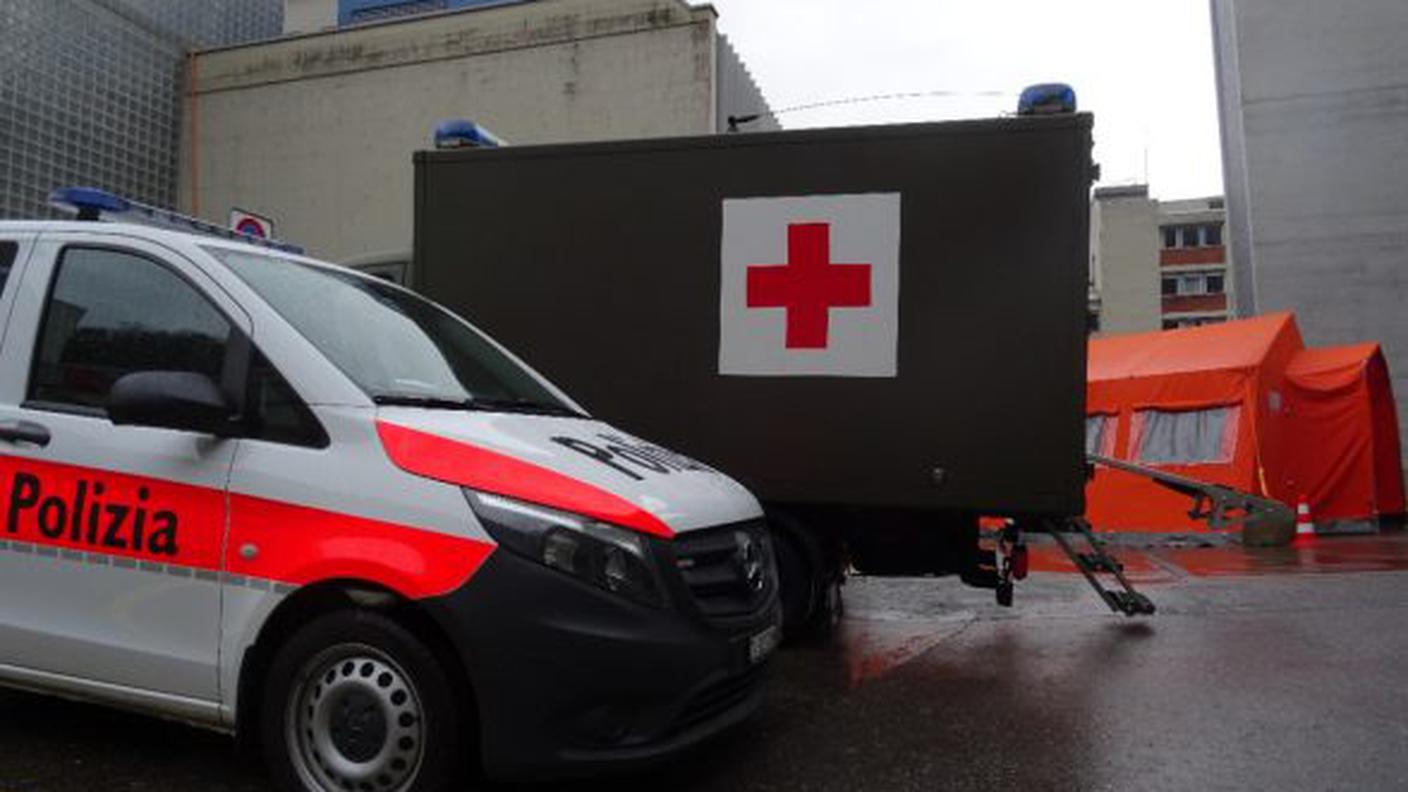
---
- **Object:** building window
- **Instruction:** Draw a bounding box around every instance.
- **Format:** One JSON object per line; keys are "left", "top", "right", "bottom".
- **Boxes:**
{"left": 1162, "top": 272, "right": 1226, "bottom": 297}
{"left": 1161, "top": 223, "right": 1224, "bottom": 249}
{"left": 1162, "top": 316, "right": 1229, "bottom": 331}
{"left": 346, "top": 0, "right": 450, "bottom": 24}
{"left": 1131, "top": 406, "right": 1240, "bottom": 465}
{"left": 1177, "top": 274, "right": 1206, "bottom": 295}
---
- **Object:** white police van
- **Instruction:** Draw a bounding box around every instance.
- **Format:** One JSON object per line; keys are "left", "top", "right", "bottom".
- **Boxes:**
{"left": 0, "top": 189, "right": 780, "bottom": 791}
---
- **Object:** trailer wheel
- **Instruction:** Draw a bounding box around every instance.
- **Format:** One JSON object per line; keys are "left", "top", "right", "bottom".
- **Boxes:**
{"left": 260, "top": 609, "right": 465, "bottom": 792}
{"left": 773, "top": 529, "right": 812, "bottom": 637}
{"left": 769, "top": 514, "right": 843, "bottom": 643}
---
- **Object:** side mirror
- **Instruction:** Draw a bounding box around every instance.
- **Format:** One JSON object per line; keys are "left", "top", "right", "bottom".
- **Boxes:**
{"left": 107, "top": 371, "right": 236, "bottom": 436}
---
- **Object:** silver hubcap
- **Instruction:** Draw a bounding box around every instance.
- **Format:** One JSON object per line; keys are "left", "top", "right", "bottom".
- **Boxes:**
{"left": 287, "top": 645, "right": 425, "bottom": 792}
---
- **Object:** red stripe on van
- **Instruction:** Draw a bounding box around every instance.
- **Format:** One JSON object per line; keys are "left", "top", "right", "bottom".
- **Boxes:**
{"left": 0, "top": 454, "right": 492, "bottom": 600}
{"left": 375, "top": 421, "right": 676, "bottom": 539}
{"left": 0, "top": 456, "right": 224, "bottom": 569}
{"left": 227, "top": 493, "right": 494, "bottom": 599}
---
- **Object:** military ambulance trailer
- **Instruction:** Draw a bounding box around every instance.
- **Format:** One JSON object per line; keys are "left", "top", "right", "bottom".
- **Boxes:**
{"left": 409, "top": 116, "right": 1097, "bottom": 633}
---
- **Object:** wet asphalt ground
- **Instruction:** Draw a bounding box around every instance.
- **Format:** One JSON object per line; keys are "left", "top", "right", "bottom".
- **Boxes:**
{"left": 2, "top": 535, "right": 1407, "bottom": 791}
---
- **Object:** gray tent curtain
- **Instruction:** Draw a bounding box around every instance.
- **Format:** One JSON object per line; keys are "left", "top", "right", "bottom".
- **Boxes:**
{"left": 1085, "top": 415, "right": 1112, "bottom": 456}
{"left": 1134, "top": 406, "right": 1238, "bottom": 464}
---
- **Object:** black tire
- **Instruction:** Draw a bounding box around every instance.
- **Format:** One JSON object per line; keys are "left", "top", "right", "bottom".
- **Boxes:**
{"left": 807, "top": 571, "right": 843, "bottom": 641}
{"left": 259, "top": 609, "right": 466, "bottom": 792}
{"left": 773, "top": 528, "right": 815, "bottom": 639}
{"left": 771, "top": 521, "right": 843, "bottom": 643}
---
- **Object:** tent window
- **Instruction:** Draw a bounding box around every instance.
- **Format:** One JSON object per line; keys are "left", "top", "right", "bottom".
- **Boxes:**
{"left": 1132, "top": 406, "right": 1239, "bottom": 464}
{"left": 1085, "top": 414, "right": 1118, "bottom": 458}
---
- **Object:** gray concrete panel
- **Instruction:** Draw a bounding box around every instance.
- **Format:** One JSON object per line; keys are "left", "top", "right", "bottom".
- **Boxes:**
{"left": 1214, "top": 0, "right": 1408, "bottom": 481}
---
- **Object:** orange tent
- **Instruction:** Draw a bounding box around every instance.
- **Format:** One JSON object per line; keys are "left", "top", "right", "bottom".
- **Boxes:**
{"left": 1085, "top": 313, "right": 1404, "bottom": 534}
{"left": 1282, "top": 344, "right": 1405, "bottom": 530}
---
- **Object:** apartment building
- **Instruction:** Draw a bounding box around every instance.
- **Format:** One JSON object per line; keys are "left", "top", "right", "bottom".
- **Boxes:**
{"left": 1158, "top": 197, "right": 1231, "bottom": 329}
{"left": 1090, "top": 188, "right": 1233, "bottom": 335}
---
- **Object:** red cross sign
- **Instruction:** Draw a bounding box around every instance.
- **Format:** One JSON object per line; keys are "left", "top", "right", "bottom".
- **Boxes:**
{"left": 720, "top": 193, "right": 901, "bottom": 378}
{"left": 746, "top": 223, "right": 873, "bottom": 349}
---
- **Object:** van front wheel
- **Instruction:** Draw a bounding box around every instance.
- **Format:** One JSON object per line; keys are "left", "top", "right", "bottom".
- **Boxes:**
{"left": 260, "top": 609, "right": 464, "bottom": 792}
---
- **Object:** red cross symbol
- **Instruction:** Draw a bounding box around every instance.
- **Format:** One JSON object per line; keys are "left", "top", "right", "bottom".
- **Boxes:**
{"left": 746, "top": 222, "right": 873, "bottom": 349}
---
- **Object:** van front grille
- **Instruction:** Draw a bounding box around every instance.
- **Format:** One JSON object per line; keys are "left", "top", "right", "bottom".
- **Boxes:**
{"left": 672, "top": 520, "right": 776, "bottom": 620}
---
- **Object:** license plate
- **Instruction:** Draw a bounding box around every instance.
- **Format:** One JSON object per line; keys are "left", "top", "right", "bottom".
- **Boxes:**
{"left": 748, "top": 624, "right": 781, "bottom": 664}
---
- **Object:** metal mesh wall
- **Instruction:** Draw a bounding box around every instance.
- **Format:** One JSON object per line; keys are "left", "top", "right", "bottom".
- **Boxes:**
{"left": 0, "top": 0, "right": 282, "bottom": 220}
{"left": 116, "top": 0, "right": 283, "bottom": 47}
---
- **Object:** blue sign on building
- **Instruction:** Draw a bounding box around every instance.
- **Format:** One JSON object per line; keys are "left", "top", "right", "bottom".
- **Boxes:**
{"left": 339, "top": 0, "right": 526, "bottom": 26}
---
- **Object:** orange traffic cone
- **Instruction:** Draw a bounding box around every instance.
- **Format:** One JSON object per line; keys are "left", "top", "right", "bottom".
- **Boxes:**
{"left": 1295, "top": 495, "right": 1315, "bottom": 540}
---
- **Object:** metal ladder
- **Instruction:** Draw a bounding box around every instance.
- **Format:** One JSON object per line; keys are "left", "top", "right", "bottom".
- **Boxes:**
{"left": 986, "top": 456, "right": 1294, "bottom": 616}
{"left": 1044, "top": 517, "right": 1155, "bottom": 616}
{"left": 1041, "top": 454, "right": 1294, "bottom": 616}
{"left": 987, "top": 518, "right": 1153, "bottom": 616}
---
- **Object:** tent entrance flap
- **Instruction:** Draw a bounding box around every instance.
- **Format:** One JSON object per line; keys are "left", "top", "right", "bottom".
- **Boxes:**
{"left": 1283, "top": 343, "right": 1406, "bottom": 528}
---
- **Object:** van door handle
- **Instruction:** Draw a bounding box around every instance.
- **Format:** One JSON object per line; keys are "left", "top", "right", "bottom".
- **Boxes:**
{"left": 0, "top": 419, "right": 51, "bottom": 447}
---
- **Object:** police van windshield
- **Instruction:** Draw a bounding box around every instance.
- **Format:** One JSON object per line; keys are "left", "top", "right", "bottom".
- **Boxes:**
{"left": 207, "top": 247, "right": 581, "bottom": 417}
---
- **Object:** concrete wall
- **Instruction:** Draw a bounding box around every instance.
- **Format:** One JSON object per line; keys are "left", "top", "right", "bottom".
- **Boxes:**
{"left": 284, "top": 0, "right": 337, "bottom": 34}
{"left": 715, "top": 34, "right": 778, "bottom": 133}
{"left": 1158, "top": 197, "right": 1224, "bottom": 228}
{"left": 1210, "top": 0, "right": 1256, "bottom": 317}
{"left": 1212, "top": 0, "right": 1408, "bottom": 477}
{"left": 182, "top": 0, "right": 720, "bottom": 260}
{"left": 1090, "top": 187, "right": 1160, "bottom": 336}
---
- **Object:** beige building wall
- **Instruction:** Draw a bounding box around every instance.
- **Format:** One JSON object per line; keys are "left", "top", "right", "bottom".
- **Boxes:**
{"left": 282, "top": 0, "right": 336, "bottom": 34}
{"left": 181, "top": 0, "right": 721, "bottom": 260}
{"left": 1090, "top": 186, "right": 1160, "bottom": 336}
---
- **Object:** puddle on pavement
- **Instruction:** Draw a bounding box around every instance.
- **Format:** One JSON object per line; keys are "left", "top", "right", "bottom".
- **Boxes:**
{"left": 1161, "top": 534, "right": 1408, "bottom": 576}
{"left": 839, "top": 610, "right": 975, "bottom": 688}
{"left": 820, "top": 533, "right": 1408, "bottom": 692}
{"left": 1011, "top": 531, "right": 1408, "bottom": 579}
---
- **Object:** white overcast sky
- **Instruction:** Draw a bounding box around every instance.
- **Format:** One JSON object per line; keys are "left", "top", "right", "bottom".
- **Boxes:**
{"left": 700, "top": 0, "right": 1224, "bottom": 200}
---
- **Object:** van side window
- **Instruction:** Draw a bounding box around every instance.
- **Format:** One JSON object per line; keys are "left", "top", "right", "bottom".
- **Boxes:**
{"left": 0, "top": 241, "right": 17, "bottom": 295}
{"left": 247, "top": 350, "right": 329, "bottom": 448}
{"left": 29, "top": 247, "right": 231, "bottom": 411}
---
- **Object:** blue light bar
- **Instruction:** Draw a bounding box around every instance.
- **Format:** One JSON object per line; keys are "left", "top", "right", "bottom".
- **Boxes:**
{"left": 1017, "top": 83, "right": 1077, "bottom": 116}
{"left": 433, "top": 118, "right": 506, "bottom": 150}
{"left": 48, "top": 187, "right": 304, "bottom": 254}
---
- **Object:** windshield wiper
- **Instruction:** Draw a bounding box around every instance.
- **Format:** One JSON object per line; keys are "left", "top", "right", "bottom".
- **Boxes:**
{"left": 371, "top": 393, "right": 584, "bottom": 418}
{"left": 370, "top": 394, "right": 478, "bottom": 410}
{"left": 467, "top": 396, "right": 585, "bottom": 418}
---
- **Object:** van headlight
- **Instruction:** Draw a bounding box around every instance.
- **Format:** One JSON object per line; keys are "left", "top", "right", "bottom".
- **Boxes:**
{"left": 465, "top": 490, "right": 665, "bottom": 607}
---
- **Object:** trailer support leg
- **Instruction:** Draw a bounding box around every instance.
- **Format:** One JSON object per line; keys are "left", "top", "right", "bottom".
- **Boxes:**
{"left": 991, "top": 520, "right": 1029, "bottom": 608}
